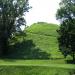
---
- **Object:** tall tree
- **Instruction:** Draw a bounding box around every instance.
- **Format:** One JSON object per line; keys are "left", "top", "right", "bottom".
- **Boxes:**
{"left": 56, "top": 0, "right": 75, "bottom": 61}
{"left": 0, "top": 0, "right": 30, "bottom": 55}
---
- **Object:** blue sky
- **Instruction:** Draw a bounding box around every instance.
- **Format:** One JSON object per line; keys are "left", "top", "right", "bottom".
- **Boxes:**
{"left": 25, "top": 0, "right": 61, "bottom": 26}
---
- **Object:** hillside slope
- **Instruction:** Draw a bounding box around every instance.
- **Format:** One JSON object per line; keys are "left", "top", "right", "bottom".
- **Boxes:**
{"left": 26, "top": 22, "right": 59, "bottom": 37}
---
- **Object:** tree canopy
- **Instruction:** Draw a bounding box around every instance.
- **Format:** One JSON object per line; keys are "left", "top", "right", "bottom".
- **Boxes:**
{"left": 56, "top": 0, "right": 75, "bottom": 61}
{"left": 0, "top": 0, "right": 30, "bottom": 55}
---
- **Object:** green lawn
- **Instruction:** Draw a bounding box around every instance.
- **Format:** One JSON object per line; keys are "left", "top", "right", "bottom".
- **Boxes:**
{"left": 0, "top": 60, "right": 75, "bottom": 75}
{"left": 0, "top": 22, "right": 75, "bottom": 75}
{"left": 0, "top": 60, "right": 75, "bottom": 69}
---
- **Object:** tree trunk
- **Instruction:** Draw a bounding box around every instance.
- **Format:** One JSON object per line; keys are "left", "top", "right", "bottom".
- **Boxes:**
{"left": 1, "top": 37, "right": 8, "bottom": 56}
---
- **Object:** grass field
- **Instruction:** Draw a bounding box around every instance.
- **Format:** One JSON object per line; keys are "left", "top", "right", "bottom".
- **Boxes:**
{"left": 0, "top": 66, "right": 75, "bottom": 75}
{"left": 0, "top": 66, "right": 74, "bottom": 75}
{"left": 0, "top": 22, "right": 75, "bottom": 75}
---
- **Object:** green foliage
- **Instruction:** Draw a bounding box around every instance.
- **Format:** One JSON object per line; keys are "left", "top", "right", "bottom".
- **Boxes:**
{"left": 56, "top": 0, "right": 75, "bottom": 61}
{"left": 0, "top": 0, "right": 30, "bottom": 55}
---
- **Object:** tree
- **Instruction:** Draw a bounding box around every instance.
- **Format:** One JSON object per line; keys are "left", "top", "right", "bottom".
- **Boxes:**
{"left": 0, "top": 0, "right": 30, "bottom": 55}
{"left": 56, "top": 0, "right": 75, "bottom": 61}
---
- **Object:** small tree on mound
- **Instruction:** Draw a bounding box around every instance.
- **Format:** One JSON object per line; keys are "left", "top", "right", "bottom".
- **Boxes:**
{"left": 56, "top": 0, "right": 75, "bottom": 61}
{"left": 0, "top": 0, "right": 30, "bottom": 55}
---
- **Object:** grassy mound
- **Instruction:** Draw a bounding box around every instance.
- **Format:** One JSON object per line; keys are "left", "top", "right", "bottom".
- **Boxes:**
{"left": 25, "top": 22, "right": 64, "bottom": 60}
{"left": 26, "top": 22, "right": 59, "bottom": 37}
{"left": 7, "top": 22, "right": 71, "bottom": 62}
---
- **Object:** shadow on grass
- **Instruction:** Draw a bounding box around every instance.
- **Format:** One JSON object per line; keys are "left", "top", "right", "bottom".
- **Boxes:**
{"left": 69, "top": 70, "right": 75, "bottom": 75}
{"left": 6, "top": 40, "right": 50, "bottom": 59}
{"left": 66, "top": 60, "right": 75, "bottom": 64}
{"left": 50, "top": 58, "right": 64, "bottom": 60}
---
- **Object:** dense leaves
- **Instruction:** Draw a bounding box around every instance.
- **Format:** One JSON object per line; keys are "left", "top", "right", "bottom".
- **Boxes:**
{"left": 0, "top": 0, "right": 30, "bottom": 55}
{"left": 56, "top": 0, "right": 75, "bottom": 61}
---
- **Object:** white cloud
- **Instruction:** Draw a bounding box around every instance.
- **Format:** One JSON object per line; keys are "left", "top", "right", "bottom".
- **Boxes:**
{"left": 26, "top": 0, "right": 61, "bottom": 26}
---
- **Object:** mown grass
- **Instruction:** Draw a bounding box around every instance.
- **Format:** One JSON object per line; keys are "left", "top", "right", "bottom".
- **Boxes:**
{"left": 0, "top": 60, "right": 75, "bottom": 69}
{"left": 0, "top": 59, "right": 75, "bottom": 75}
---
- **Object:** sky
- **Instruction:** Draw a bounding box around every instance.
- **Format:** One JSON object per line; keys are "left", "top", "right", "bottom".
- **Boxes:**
{"left": 25, "top": 0, "right": 61, "bottom": 26}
